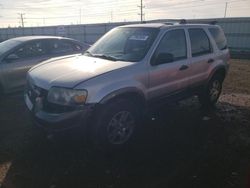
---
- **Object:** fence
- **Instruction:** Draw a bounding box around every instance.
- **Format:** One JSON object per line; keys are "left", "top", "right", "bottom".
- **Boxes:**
{"left": 0, "top": 17, "right": 250, "bottom": 58}
{"left": 0, "top": 22, "right": 136, "bottom": 44}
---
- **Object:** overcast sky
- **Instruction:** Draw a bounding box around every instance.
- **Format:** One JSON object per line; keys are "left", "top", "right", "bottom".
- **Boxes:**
{"left": 0, "top": 0, "right": 250, "bottom": 27}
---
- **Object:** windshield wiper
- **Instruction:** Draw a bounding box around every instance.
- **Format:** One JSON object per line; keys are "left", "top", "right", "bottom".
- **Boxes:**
{"left": 92, "top": 54, "right": 118, "bottom": 61}
{"left": 83, "top": 50, "right": 93, "bottom": 56}
{"left": 84, "top": 51, "right": 118, "bottom": 61}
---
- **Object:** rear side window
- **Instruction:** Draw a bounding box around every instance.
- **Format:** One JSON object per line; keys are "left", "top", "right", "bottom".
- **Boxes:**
{"left": 189, "top": 28, "right": 212, "bottom": 57}
{"left": 209, "top": 27, "right": 227, "bottom": 50}
{"left": 50, "top": 40, "right": 75, "bottom": 54}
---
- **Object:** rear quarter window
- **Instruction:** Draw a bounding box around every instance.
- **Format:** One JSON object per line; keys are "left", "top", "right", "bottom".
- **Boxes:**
{"left": 209, "top": 27, "right": 227, "bottom": 50}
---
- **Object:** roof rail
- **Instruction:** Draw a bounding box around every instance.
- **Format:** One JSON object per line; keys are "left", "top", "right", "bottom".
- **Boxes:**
{"left": 179, "top": 19, "right": 187, "bottom": 24}
{"left": 163, "top": 19, "right": 217, "bottom": 25}
{"left": 163, "top": 19, "right": 187, "bottom": 25}
{"left": 163, "top": 22, "right": 175, "bottom": 25}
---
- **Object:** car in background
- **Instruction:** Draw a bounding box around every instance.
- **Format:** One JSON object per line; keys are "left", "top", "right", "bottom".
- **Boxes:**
{"left": 0, "top": 36, "right": 90, "bottom": 94}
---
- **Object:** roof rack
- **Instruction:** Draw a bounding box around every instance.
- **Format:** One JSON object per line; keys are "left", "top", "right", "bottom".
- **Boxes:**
{"left": 163, "top": 19, "right": 187, "bottom": 25}
{"left": 163, "top": 19, "right": 217, "bottom": 25}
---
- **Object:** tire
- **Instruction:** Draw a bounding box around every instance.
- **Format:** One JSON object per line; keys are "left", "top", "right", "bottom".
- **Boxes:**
{"left": 90, "top": 98, "right": 140, "bottom": 151}
{"left": 199, "top": 74, "right": 224, "bottom": 108}
{"left": 0, "top": 85, "right": 3, "bottom": 100}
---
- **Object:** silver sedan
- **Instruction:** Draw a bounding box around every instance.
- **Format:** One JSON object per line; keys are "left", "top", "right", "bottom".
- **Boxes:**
{"left": 0, "top": 36, "right": 90, "bottom": 94}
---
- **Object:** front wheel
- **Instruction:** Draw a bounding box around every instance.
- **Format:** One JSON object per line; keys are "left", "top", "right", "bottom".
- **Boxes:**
{"left": 0, "top": 85, "right": 3, "bottom": 101}
{"left": 90, "top": 99, "right": 140, "bottom": 151}
{"left": 199, "top": 74, "right": 223, "bottom": 107}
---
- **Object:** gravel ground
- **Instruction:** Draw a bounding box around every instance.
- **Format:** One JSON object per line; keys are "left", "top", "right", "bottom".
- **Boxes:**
{"left": 0, "top": 59, "right": 250, "bottom": 188}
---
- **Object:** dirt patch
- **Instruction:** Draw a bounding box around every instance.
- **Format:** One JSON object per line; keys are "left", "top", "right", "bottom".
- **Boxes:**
{"left": 220, "top": 93, "right": 250, "bottom": 107}
{"left": 223, "top": 59, "right": 250, "bottom": 94}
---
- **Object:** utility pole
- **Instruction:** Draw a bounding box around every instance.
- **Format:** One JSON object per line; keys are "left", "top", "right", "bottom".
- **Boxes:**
{"left": 224, "top": 2, "right": 228, "bottom": 18}
{"left": 18, "top": 13, "right": 25, "bottom": 27}
{"left": 110, "top": 11, "right": 113, "bottom": 22}
{"left": 79, "top": 8, "right": 82, "bottom": 24}
{"left": 138, "top": 0, "right": 145, "bottom": 23}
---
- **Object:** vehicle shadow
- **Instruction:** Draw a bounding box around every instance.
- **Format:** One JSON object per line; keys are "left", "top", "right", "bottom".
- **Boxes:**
{"left": 1, "top": 96, "right": 250, "bottom": 188}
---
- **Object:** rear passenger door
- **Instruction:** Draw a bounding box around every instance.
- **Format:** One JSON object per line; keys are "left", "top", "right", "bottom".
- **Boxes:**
{"left": 148, "top": 29, "right": 190, "bottom": 99}
{"left": 187, "top": 28, "right": 214, "bottom": 87}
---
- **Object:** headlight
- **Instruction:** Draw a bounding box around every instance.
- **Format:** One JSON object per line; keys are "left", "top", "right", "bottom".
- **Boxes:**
{"left": 47, "top": 87, "right": 87, "bottom": 106}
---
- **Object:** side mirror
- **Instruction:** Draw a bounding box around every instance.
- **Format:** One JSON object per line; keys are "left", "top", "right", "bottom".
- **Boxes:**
{"left": 153, "top": 53, "right": 174, "bottom": 65}
{"left": 5, "top": 54, "right": 19, "bottom": 62}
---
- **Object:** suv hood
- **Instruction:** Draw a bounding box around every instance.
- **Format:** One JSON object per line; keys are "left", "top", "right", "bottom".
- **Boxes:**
{"left": 29, "top": 55, "right": 133, "bottom": 90}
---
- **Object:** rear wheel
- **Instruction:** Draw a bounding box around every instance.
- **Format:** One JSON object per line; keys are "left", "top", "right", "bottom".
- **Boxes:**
{"left": 199, "top": 74, "right": 223, "bottom": 107}
{"left": 90, "top": 98, "right": 140, "bottom": 151}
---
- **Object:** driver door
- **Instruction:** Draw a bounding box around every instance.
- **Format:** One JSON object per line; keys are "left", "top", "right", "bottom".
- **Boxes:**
{"left": 148, "top": 29, "right": 190, "bottom": 100}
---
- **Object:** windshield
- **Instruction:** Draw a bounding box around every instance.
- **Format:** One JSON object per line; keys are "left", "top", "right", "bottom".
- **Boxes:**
{"left": 0, "top": 39, "right": 22, "bottom": 56}
{"left": 85, "top": 27, "right": 159, "bottom": 62}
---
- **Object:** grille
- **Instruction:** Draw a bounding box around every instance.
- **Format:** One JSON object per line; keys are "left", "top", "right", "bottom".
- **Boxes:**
{"left": 26, "top": 80, "right": 76, "bottom": 113}
{"left": 43, "top": 102, "right": 76, "bottom": 113}
{"left": 26, "top": 81, "right": 48, "bottom": 104}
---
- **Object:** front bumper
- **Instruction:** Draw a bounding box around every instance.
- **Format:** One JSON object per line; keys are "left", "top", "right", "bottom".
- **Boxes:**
{"left": 34, "top": 105, "right": 94, "bottom": 132}
{"left": 24, "top": 93, "right": 95, "bottom": 133}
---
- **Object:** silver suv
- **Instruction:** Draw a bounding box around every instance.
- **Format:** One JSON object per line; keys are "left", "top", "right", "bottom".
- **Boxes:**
{"left": 25, "top": 23, "right": 230, "bottom": 149}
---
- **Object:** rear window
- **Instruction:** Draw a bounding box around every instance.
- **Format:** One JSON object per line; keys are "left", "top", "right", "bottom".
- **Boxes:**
{"left": 209, "top": 27, "right": 227, "bottom": 50}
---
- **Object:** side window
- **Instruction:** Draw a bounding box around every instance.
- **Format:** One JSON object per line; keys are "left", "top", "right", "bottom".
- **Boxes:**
{"left": 209, "top": 27, "right": 227, "bottom": 50}
{"left": 50, "top": 40, "right": 74, "bottom": 54}
{"left": 13, "top": 40, "right": 47, "bottom": 59}
{"left": 189, "top": 28, "right": 212, "bottom": 57}
{"left": 152, "top": 29, "right": 187, "bottom": 65}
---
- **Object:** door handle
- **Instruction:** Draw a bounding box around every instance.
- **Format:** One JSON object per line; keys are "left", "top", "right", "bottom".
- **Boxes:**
{"left": 179, "top": 65, "right": 189, "bottom": 71}
{"left": 207, "top": 59, "right": 214, "bottom": 64}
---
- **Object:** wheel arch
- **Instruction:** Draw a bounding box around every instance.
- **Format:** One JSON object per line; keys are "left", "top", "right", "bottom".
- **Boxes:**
{"left": 208, "top": 66, "right": 226, "bottom": 83}
{"left": 99, "top": 87, "right": 146, "bottom": 109}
